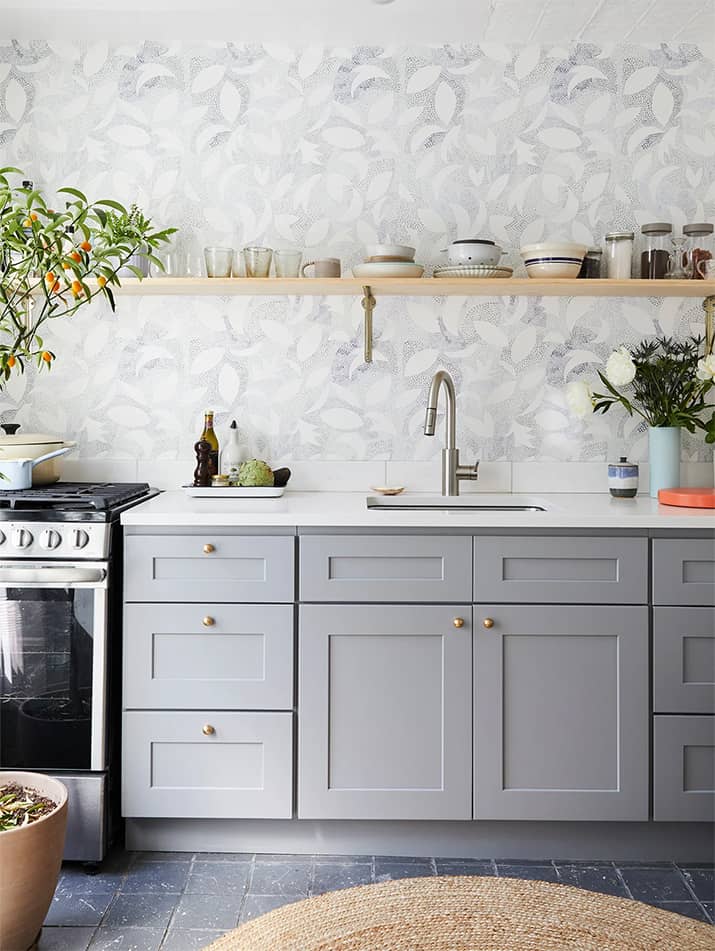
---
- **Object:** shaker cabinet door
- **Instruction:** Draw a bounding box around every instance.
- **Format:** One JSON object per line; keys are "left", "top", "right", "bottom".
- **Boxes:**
{"left": 474, "top": 604, "right": 649, "bottom": 821}
{"left": 298, "top": 604, "right": 472, "bottom": 820}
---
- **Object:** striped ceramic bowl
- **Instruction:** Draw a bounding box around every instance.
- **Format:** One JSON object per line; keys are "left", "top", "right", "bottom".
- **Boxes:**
{"left": 520, "top": 242, "right": 587, "bottom": 278}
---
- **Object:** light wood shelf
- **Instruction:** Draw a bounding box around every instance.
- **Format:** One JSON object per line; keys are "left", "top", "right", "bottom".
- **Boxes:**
{"left": 103, "top": 277, "right": 711, "bottom": 298}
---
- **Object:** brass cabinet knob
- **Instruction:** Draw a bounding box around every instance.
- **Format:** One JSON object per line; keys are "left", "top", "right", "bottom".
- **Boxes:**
{"left": 202, "top": 616, "right": 215, "bottom": 627}
{"left": 483, "top": 618, "right": 495, "bottom": 629}
{"left": 203, "top": 543, "right": 215, "bottom": 554}
{"left": 453, "top": 617, "right": 465, "bottom": 628}
{"left": 202, "top": 724, "right": 215, "bottom": 736}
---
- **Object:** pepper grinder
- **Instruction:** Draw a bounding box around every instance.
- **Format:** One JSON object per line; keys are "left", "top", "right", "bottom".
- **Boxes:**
{"left": 193, "top": 439, "right": 212, "bottom": 487}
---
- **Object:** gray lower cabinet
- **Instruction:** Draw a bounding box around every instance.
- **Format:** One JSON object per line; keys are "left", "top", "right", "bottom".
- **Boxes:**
{"left": 474, "top": 604, "right": 649, "bottom": 821}
{"left": 298, "top": 604, "right": 472, "bottom": 820}
{"left": 653, "top": 538, "right": 715, "bottom": 606}
{"left": 122, "top": 711, "right": 293, "bottom": 819}
{"left": 653, "top": 607, "right": 715, "bottom": 714}
{"left": 653, "top": 715, "right": 715, "bottom": 821}
{"left": 123, "top": 603, "right": 294, "bottom": 710}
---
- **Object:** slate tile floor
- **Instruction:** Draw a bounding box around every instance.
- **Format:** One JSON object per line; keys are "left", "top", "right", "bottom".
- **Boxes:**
{"left": 40, "top": 851, "right": 714, "bottom": 950}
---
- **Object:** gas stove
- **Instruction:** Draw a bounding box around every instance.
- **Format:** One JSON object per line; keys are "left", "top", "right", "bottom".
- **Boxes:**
{"left": 0, "top": 482, "right": 158, "bottom": 559}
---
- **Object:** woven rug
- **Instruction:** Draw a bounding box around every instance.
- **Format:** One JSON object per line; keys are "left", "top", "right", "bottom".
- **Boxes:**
{"left": 204, "top": 875, "right": 712, "bottom": 951}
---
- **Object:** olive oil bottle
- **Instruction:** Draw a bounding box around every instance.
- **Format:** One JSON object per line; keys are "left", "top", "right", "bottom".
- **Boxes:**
{"left": 200, "top": 410, "right": 219, "bottom": 476}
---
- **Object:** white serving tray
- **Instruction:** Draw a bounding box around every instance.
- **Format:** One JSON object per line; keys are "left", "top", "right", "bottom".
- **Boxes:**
{"left": 182, "top": 485, "right": 285, "bottom": 498}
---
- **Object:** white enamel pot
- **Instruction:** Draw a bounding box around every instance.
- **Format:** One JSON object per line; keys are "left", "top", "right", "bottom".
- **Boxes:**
{"left": 0, "top": 446, "right": 74, "bottom": 490}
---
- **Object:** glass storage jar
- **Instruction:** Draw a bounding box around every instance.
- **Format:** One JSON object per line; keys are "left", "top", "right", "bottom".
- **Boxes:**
{"left": 640, "top": 222, "right": 672, "bottom": 279}
{"left": 578, "top": 248, "right": 603, "bottom": 279}
{"left": 604, "top": 232, "right": 634, "bottom": 279}
{"left": 683, "top": 223, "right": 713, "bottom": 279}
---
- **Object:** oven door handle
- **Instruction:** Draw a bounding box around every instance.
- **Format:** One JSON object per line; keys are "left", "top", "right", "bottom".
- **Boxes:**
{"left": 0, "top": 565, "right": 107, "bottom": 584}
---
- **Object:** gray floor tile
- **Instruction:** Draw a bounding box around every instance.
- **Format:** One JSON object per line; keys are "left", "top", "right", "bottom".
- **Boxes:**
{"left": 184, "top": 862, "right": 251, "bottom": 895}
{"left": 57, "top": 869, "right": 126, "bottom": 896}
{"left": 134, "top": 853, "right": 191, "bottom": 864}
{"left": 496, "top": 864, "right": 559, "bottom": 883}
{"left": 434, "top": 860, "right": 495, "bottom": 876}
{"left": 374, "top": 861, "right": 434, "bottom": 882}
{"left": 37, "top": 927, "right": 97, "bottom": 951}
{"left": 250, "top": 861, "right": 312, "bottom": 896}
{"left": 191, "top": 853, "right": 254, "bottom": 863}
{"left": 254, "top": 853, "right": 312, "bottom": 863}
{"left": 103, "top": 895, "right": 178, "bottom": 931}
{"left": 311, "top": 862, "right": 373, "bottom": 895}
{"left": 170, "top": 894, "right": 242, "bottom": 931}
{"left": 160, "top": 929, "right": 224, "bottom": 950}
{"left": 45, "top": 893, "right": 114, "bottom": 927}
{"left": 120, "top": 863, "right": 189, "bottom": 895}
{"left": 310, "top": 854, "right": 371, "bottom": 865}
{"left": 619, "top": 867, "right": 693, "bottom": 903}
{"left": 88, "top": 928, "right": 164, "bottom": 951}
{"left": 702, "top": 902, "right": 714, "bottom": 922}
{"left": 681, "top": 868, "right": 715, "bottom": 903}
{"left": 374, "top": 855, "right": 429, "bottom": 864}
{"left": 240, "top": 894, "right": 303, "bottom": 924}
{"left": 556, "top": 864, "right": 629, "bottom": 897}
{"left": 649, "top": 901, "right": 711, "bottom": 922}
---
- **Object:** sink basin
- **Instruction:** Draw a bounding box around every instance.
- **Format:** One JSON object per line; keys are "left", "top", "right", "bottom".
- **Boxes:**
{"left": 366, "top": 494, "right": 548, "bottom": 512}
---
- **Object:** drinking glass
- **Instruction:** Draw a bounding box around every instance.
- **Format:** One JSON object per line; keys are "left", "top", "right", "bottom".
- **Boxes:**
{"left": 204, "top": 247, "right": 233, "bottom": 278}
{"left": 274, "top": 249, "right": 303, "bottom": 278}
{"left": 152, "top": 248, "right": 184, "bottom": 277}
{"left": 184, "top": 246, "right": 206, "bottom": 277}
{"left": 243, "top": 246, "right": 273, "bottom": 278}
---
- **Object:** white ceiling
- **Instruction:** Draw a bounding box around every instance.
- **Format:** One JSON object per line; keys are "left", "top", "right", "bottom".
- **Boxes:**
{"left": 0, "top": 0, "right": 711, "bottom": 45}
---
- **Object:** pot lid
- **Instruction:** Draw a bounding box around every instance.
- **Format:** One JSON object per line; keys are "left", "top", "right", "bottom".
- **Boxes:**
{"left": 0, "top": 424, "right": 66, "bottom": 445}
{"left": 451, "top": 238, "right": 496, "bottom": 245}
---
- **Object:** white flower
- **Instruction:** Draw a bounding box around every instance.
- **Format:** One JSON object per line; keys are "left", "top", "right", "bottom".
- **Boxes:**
{"left": 696, "top": 354, "right": 715, "bottom": 381}
{"left": 605, "top": 346, "right": 636, "bottom": 387}
{"left": 566, "top": 380, "right": 594, "bottom": 418}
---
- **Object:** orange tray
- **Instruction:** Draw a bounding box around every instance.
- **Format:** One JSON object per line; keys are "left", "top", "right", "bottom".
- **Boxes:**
{"left": 658, "top": 488, "right": 715, "bottom": 508}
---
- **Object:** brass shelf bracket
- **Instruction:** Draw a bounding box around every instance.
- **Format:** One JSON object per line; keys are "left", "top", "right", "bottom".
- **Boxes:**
{"left": 361, "top": 285, "right": 376, "bottom": 363}
{"left": 703, "top": 295, "right": 715, "bottom": 355}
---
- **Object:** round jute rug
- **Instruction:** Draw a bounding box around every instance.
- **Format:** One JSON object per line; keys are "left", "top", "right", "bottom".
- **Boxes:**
{"left": 204, "top": 875, "right": 712, "bottom": 951}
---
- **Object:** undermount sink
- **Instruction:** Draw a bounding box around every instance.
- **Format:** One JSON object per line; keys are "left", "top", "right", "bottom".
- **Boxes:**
{"left": 366, "top": 494, "right": 549, "bottom": 512}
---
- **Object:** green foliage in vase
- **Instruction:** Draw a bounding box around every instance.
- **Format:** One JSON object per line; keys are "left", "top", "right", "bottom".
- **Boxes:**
{"left": 0, "top": 168, "right": 176, "bottom": 384}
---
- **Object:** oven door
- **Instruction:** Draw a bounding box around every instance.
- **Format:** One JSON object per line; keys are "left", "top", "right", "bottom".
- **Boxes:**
{"left": 0, "top": 562, "right": 108, "bottom": 771}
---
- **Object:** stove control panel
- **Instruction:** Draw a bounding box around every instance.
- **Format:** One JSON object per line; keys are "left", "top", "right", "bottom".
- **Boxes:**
{"left": 0, "top": 522, "right": 109, "bottom": 559}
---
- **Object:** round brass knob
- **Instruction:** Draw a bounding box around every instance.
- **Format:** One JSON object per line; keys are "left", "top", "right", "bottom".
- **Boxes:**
{"left": 483, "top": 618, "right": 495, "bottom": 629}
{"left": 203, "top": 543, "right": 215, "bottom": 554}
{"left": 202, "top": 616, "right": 215, "bottom": 627}
{"left": 202, "top": 724, "right": 215, "bottom": 736}
{"left": 453, "top": 617, "right": 465, "bottom": 628}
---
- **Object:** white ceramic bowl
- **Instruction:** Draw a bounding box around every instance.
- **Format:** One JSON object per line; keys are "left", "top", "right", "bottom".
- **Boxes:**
{"left": 353, "top": 262, "right": 424, "bottom": 279}
{"left": 364, "top": 244, "right": 415, "bottom": 262}
{"left": 444, "top": 240, "right": 502, "bottom": 267}
{"left": 520, "top": 242, "right": 587, "bottom": 279}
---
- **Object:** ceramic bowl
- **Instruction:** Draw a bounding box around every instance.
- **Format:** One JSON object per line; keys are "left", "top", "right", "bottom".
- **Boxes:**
{"left": 364, "top": 244, "right": 415, "bottom": 262}
{"left": 353, "top": 262, "right": 424, "bottom": 278}
{"left": 520, "top": 242, "right": 587, "bottom": 279}
{"left": 444, "top": 240, "right": 502, "bottom": 267}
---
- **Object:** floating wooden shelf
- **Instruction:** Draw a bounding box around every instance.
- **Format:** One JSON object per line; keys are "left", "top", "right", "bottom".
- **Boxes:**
{"left": 102, "top": 277, "right": 710, "bottom": 298}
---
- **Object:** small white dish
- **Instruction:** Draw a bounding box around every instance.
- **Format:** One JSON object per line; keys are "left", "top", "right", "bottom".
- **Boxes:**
{"left": 433, "top": 265, "right": 513, "bottom": 279}
{"left": 365, "top": 244, "right": 415, "bottom": 262}
{"left": 520, "top": 242, "right": 587, "bottom": 279}
{"left": 353, "top": 262, "right": 424, "bottom": 278}
{"left": 443, "top": 239, "right": 502, "bottom": 267}
{"left": 370, "top": 486, "right": 405, "bottom": 496}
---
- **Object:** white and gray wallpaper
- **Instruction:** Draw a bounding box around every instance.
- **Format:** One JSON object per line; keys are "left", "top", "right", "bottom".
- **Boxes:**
{"left": 1, "top": 40, "right": 713, "bottom": 466}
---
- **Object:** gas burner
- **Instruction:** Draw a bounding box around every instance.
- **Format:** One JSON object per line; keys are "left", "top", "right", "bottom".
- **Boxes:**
{"left": 0, "top": 483, "right": 154, "bottom": 513}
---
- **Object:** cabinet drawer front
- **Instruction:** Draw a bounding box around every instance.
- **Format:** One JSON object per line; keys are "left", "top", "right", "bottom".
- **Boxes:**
{"left": 474, "top": 536, "right": 647, "bottom": 604}
{"left": 474, "top": 604, "right": 649, "bottom": 821}
{"left": 122, "top": 711, "right": 293, "bottom": 818}
{"left": 654, "top": 608, "right": 715, "bottom": 714}
{"left": 124, "top": 604, "right": 294, "bottom": 710}
{"left": 125, "top": 535, "right": 294, "bottom": 602}
{"left": 653, "top": 539, "right": 715, "bottom": 606}
{"left": 653, "top": 715, "right": 715, "bottom": 822}
{"left": 300, "top": 535, "right": 472, "bottom": 603}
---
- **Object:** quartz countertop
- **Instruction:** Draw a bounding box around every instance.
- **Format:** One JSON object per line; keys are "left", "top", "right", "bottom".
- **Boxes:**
{"left": 121, "top": 490, "right": 715, "bottom": 530}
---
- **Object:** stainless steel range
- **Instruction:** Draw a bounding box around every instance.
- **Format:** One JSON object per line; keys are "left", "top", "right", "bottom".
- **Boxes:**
{"left": 0, "top": 482, "right": 157, "bottom": 861}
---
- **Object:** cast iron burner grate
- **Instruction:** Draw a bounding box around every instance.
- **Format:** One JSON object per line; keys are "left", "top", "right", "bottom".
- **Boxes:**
{"left": 0, "top": 482, "right": 152, "bottom": 512}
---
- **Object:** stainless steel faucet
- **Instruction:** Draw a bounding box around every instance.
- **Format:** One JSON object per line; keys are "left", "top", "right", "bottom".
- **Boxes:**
{"left": 423, "top": 369, "right": 479, "bottom": 496}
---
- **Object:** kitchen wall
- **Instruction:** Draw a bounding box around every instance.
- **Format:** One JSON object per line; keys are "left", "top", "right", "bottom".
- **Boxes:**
{"left": 1, "top": 31, "right": 714, "bottom": 488}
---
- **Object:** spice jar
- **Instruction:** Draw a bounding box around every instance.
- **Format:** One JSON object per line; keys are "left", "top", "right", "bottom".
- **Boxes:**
{"left": 578, "top": 248, "right": 603, "bottom": 279}
{"left": 683, "top": 223, "right": 713, "bottom": 279}
{"left": 604, "top": 232, "right": 634, "bottom": 279}
{"left": 640, "top": 222, "right": 672, "bottom": 279}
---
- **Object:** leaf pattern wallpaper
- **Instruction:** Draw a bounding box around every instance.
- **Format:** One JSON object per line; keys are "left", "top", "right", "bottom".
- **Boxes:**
{"left": 0, "top": 39, "right": 713, "bottom": 466}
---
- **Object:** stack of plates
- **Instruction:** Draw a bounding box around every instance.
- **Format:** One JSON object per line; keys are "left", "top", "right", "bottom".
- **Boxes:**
{"left": 433, "top": 264, "right": 513, "bottom": 279}
{"left": 353, "top": 244, "right": 424, "bottom": 279}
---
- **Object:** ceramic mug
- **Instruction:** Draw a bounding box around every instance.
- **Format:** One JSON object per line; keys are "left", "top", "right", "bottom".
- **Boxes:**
{"left": 696, "top": 259, "right": 715, "bottom": 280}
{"left": 302, "top": 258, "right": 341, "bottom": 278}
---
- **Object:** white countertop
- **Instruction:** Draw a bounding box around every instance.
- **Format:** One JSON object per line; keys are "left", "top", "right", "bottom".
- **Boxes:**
{"left": 121, "top": 491, "right": 715, "bottom": 530}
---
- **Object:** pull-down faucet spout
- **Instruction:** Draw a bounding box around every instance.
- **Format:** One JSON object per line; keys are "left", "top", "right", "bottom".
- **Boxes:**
{"left": 423, "top": 369, "right": 479, "bottom": 497}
